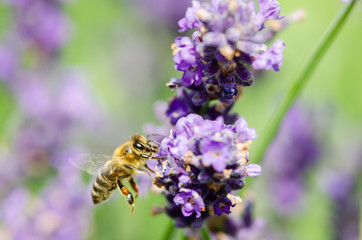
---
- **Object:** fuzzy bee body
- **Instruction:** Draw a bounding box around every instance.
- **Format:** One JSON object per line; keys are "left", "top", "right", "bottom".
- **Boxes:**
{"left": 70, "top": 135, "right": 159, "bottom": 214}
{"left": 91, "top": 161, "right": 121, "bottom": 204}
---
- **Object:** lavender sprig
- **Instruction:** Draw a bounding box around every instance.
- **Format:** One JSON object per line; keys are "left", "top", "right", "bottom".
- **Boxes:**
{"left": 264, "top": 105, "right": 322, "bottom": 215}
{"left": 153, "top": 114, "right": 260, "bottom": 228}
{"left": 165, "top": 0, "right": 285, "bottom": 125}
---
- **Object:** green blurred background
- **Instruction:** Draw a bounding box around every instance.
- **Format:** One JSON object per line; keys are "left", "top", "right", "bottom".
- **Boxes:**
{"left": 0, "top": 0, "right": 361, "bottom": 239}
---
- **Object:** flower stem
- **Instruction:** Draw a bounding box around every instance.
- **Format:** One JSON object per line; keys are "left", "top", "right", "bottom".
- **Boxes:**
{"left": 253, "top": 1, "right": 357, "bottom": 164}
{"left": 201, "top": 226, "right": 211, "bottom": 240}
{"left": 360, "top": 199, "right": 362, "bottom": 239}
{"left": 162, "top": 220, "right": 175, "bottom": 240}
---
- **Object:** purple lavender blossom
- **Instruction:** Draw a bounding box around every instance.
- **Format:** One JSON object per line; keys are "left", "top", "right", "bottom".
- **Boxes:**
{"left": 263, "top": 105, "right": 321, "bottom": 215}
{"left": 0, "top": 46, "right": 18, "bottom": 81}
{"left": 11, "top": 69, "right": 100, "bottom": 169}
{"left": 208, "top": 199, "right": 266, "bottom": 240}
{"left": 162, "top": 0, "right": 288, "bottom": 126}
{"left": 252, "top": 9, "right": 306, "bottom": 43}
{"left": 170, "top": 0, "right": 285, "bottom": 105}
{"left": 174, "top": 189, "right": 205, "bottom": 218}
{"left": 164, "top": 88, "right": 240, "bottom": 127}
{"left": 153, "top": 114, "right": 260, "bottom": 227}
{"left": 0, "top": 162, "right": 92, "bottom": 240}
{"left": 7, "top": 0, "right": 71, "bottom": 55}
{"left": 166, "top": 96, "right": 189, "bottom": 125}
{"left": 173, "top": 37, "right": 203, "bottom": 86}
{"left": 318, "top": 137, "right": 361, "bottom": 240}
{"left": 0, "top": 1, "right": 97, "bottom": 239}
{"left": 252, "top": 39, "right": 285, "bottom": 71}
{"left": 255, "top": 0, "right": 283, "bottom": 30}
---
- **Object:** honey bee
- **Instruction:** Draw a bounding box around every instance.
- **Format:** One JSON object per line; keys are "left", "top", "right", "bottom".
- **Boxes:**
{"left": 70, "top": 135, "right": 159, "bottom": 214}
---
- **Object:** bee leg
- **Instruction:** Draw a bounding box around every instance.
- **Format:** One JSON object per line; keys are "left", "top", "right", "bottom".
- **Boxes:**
{"left": 151, "top": 156, "right": 166, "bottom": 160}
{"left": 129, "top": 177, "right": 139, "bottom": 198}
{"left": 117, "top": 179, "right": 135, "bottom": 215}
{"left": 145, "top": 164, "right": 155, "bottom": 174}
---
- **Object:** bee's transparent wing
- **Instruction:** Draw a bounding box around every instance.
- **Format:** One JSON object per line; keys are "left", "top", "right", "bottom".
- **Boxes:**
{"left": 69, "top": 154, "right": 121, "bottom": 175}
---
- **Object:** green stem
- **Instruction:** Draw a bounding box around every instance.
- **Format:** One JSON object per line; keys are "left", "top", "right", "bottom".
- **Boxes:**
{"left": 253, "top": 1, "right": 357, "bottom": 164}
{"left": 201, "top": 226, "right": 211, "bottom": 240}
{"left": 360, "top": 199, "right": 362, "bottom": 240}
{"left": 162, "top": 220, "right": 175, "bottom": 240}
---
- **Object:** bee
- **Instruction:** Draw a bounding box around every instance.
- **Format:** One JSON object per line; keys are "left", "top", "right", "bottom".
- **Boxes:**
{"left": 70, "top": 135, "right": 159, "bottom": 214}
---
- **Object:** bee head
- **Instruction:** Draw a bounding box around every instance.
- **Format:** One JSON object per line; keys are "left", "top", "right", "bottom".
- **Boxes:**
{"left": 131, "top": 135, "right": 157, "bottom": 158}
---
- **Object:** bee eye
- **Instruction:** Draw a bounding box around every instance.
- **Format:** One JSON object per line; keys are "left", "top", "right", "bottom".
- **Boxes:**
{"left": 133, "top": 141, "right": 145, "bottom": 151}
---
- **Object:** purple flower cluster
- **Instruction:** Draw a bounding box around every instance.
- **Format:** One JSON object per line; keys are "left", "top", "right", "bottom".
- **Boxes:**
{"left": 170, "top": 0, "right": 284, "bottom": 104}
{"left": 0, "top": 1, "right": 100, "bottom": 239}
{"left": 0, "top": 68, "right": 100, "bottom": 197}
{"left": 0, "top": 0, "right": 100, "bottom": 180}
{"left": 0, "top": 162, "right": 91, "bottom": 240}
{"left": 208, "top": 199, "right": 266, "bottom": 240}
{"left": 263, "top": 105, "right": 321, "bottom": 215}
{"left": 153, "top": 114, "right": 260, "bottom": 227}
{"left": 161, "top": 0, "right": 288, "bottom": 127}
{"left": 318, "top": 137, "right": 361, "bottom": 240}
{"left": 4, "top": 0, "right": 71, "bottom": 56}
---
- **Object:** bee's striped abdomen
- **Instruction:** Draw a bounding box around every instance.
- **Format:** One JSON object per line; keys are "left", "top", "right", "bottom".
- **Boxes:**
{"left": 92, "top": 170, "right": 117, "bottom": 204}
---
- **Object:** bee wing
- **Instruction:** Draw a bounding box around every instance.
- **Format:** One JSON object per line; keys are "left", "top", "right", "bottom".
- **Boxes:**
{"left": 69, "top": 153, "right": 122, "bottom": 175}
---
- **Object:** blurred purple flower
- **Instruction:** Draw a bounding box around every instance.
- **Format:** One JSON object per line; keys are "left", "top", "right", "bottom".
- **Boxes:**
{"left": 178, "top": 1, "right": 202, "bottom": 33}
{"left": 263, "top": 105, "right": 321, "bottom": 215}
{"left": 166, "top": 97, "right": 189, "bottom": 125}
{"left": 0, "top": 46, "right": 18, "bottom": 81}
{"left": 7, "top": 0, "right": 71, "bottom": 54}
{"left": 318, "top": 137, "right": 361, "bottom": 240}
{"left": 208, "top": 199, "right": 267, "bottom": 240}
{"left": 0, "top": 66, "right": 102, "bottom": 189}
{"left": 153, "top": 114, "right": 260, "bottom": 228}
{"left": 143, "top": 101, "right": 172, "bottom": 139}
{"left": 0, "top": 162, "right": 92, "bottom": 240}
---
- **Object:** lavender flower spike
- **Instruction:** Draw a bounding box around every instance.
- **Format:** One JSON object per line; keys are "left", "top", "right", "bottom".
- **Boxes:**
{"left": 170, "top": 0, "right": 285, "bottom": 104}
{"left": 154, "top": 114, "right": 260, "bottom": 228}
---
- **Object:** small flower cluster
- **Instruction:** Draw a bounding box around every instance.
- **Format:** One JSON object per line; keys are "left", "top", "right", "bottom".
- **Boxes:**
{"left": 263, "top": 105, "right": 321, "bottom": 215}
{"left": 153, "top": 114, "right": 261, "bottom": 227}
{"left": 5, "top": 0, "right": 71, "bottom": 56}
{"left": 0, "top": 162, "right": 91, "bottom": 240}
{"left": 0, "top": 0, "right": 100, "bottom": 178}
{"left": 143, "top": 0, "right": 292, "bottom": 228}
{"left": 318, "top": 134, "right": 362, "bottom": 240}
{"left": 207, "top": 199, "right": 266, "bottom": 240}
{"left": 0, "top": 1, "right": 100, "bottom": 239}
{"left": 168, "top": 0, "right": 284, "bottom": 109}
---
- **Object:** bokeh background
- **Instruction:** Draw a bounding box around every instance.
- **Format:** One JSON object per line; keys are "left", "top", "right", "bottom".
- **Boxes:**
{"left": 0, "top": 0, "right": 361, "bottom": 239}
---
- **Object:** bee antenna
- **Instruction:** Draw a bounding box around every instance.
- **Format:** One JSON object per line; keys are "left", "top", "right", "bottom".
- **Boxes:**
{"left": 147, "top": 133, "right": 166, "bottom": 140}
{"left": 151, "top": 156, "right": 166, "bottom": 161}
{"left": 145, "top": 164, "right": 155, "bottom": 174}
{"left": 147, "top": 139, "right": 161, "bottom": 147}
